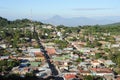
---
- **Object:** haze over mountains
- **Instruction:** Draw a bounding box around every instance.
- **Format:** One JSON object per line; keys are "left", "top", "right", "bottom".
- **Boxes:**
{"left": 41, "top": 15, "right": 120, "bottom": 26}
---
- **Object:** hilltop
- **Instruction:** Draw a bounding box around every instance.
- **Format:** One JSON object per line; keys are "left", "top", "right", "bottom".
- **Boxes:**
{"left": 0, "top": 17, "right": 43, "bottom": 28}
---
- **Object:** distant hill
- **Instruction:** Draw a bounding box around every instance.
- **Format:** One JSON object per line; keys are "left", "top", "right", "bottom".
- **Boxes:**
{"left": 104, "top": 22, "right": 120, "bottom": 27}
{"left": 0, "top": 17, "right": 9, "bottom": 27}
{"left": 1, "top": 16, "right": 120, "bottom": 27}
{"left": 41, "top": 15, "right": 120, "bottom": 26}
{"left": 0, "top": 16, "right": 43, "bottom": 28}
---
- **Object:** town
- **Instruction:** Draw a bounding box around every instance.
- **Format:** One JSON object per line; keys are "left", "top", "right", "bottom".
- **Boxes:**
{"left": 0, "top": 17, "right": 120, "bottom": 80}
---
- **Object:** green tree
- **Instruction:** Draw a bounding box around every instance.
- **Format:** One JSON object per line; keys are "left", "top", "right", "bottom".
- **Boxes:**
{"left": 84, "top": 75, "right": 94, "bottom": 80}
{"left": 95, "top": 53, "right": 102, "bottom": 59}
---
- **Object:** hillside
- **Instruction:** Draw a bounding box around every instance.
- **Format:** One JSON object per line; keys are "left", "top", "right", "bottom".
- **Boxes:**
{"left": 0, "top": 16, "right": 43, "bottom": 28}
{"left": 41, "top": 15, "right": 120, "bottom": 26}
{"left": 104, "top": 22, "right": 120, "bottom": 27}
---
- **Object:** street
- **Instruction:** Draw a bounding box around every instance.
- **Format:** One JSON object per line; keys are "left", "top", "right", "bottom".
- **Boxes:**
{"left": 34, "top": 30, "right": 64, "bottom": 80}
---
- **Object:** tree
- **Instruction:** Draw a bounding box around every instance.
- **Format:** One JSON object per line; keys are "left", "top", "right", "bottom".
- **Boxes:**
{"left": 0, "top": 59, "right": 20, "bottom": 72}
{"left": 0, "top": 17, "right": 9, "bottom": 27}
{"left": 95, "top": 53, "right": 102, "bottom": 59}
{"left": 69, "top": 37, "right": 77, "bottom": 41}
{"left": 84, "top": 75, "right": 94, "bottom": 80}
{"left": 76, "top": 58, "right": 82, "bottom": 62}
{"left": 86, "top": 41, "right": 102, "bottom": 48}
{"left": 54, "top": 40, "right": 68, "bottom": 49}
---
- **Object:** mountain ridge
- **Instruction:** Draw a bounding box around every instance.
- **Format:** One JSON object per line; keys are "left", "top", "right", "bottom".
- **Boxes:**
{"left": 41, "top": 15, "right": 120, "bottom": 26}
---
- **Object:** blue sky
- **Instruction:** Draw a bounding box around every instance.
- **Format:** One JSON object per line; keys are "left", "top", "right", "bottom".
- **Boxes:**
{"left": 0, "top": 0, "right": 120, "bottom": 20}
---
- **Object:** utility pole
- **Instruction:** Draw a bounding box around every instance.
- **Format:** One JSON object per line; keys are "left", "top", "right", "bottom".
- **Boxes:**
{"left": 30, "top": 9, "right": 36, "bottom": 39}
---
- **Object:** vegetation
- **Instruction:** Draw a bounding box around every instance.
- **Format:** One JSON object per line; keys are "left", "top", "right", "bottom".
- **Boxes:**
{"left": 83, "top": 75, "right": 103, "bottom": 80}
{"left": 54, "top": 40, "right": 68, "bottom": 49}
{"left": 95, "top": 53, "right": 102, "bottom": 59}
{"left": 86, "top": 41, "right": 102, "bottom": 48}
{"left": 1, "top": 16, "right": 120, "bottom": 78}
{"left": 0, "top": 17, "right": 43, "bottom": 28}
{"left": 0, "top": 59, "right": 20, "bottom": 72}
{"left": 110, "top": 52, "right": 120, "bottom": 67}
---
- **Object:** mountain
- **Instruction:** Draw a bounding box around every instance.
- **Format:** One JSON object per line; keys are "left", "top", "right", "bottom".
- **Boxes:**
{"left": 103, "top": 22, "right": 120, "bottom": 27}
{"left": 41, "top": 15, "right": 120, "bottom": 26}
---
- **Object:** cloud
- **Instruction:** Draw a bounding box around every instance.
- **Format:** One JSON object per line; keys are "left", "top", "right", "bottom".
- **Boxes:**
{"left": 73, "top": 8, "right": 113, "bottom": 11}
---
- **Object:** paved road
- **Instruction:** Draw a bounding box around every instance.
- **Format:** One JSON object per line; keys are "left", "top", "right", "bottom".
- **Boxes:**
{"left": 33, "top": 31, "right": 64, "bottom": 80}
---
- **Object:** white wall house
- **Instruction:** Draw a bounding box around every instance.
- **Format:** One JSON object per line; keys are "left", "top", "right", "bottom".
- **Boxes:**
{"left": 0, "top": 44, "right": 7, "bottom": 48}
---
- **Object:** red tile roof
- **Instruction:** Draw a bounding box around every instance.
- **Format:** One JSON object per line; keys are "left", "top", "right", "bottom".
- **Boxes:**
{"left": 91, "top": 68, "right": 112, "bottom": 73}
{"left": 34, "top": 52, "right": 44, "bottom": 57}
{"left": 92, "top": 60, "right": 99, "bottom": 63}
{"left": 116, "top": 76, "right": 120, "bottom": 80}
{"left": 46, "top": 48, "right": 56, "bottom": 55}
{"left": 33, "top": 48, "right": 56, "bottom": 56}
{"left": 79, "top": 69, "right": 90, "bottom": 73}
{"left": 64, "top": 74, "right": 76, "bottom": 80}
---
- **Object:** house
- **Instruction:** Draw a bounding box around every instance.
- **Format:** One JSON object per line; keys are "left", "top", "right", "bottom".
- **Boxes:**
{"left": 27, "top": 48, "right": 41, "bottom": 56}
{"left": 78, "top": 62, "right": 90, "bottom": 68}
{"left": 80, "top": 55, "right": 87, "bottom": 60}
{"left": 12, "top": 67, "right": 20, "bottom": 74}
{"left": 79, "top": 69, "right": 91, "bottom": 76}
{"left": 70, "top": 53, "right": 79, "bottom": 60}
{"left": 63, "top": 48, "right": 74, "bottom": 51}
{"left": 12, "top": 67, "right": 30, "bottom": 75}
{"left": 104, "top": 75, "right": 115, "bottom": 80}
{"left": 20, "top": 67, "right": 30, "bottom": 75}
{"left": 21, "top": 46, "right": 27, "bottom": 51}
{"left": 111, "top": 44, "right": 120, "bottom": 48}
{"left": 0, "top": 56, "right": 9, "bottom": 60}
{"left": 36, "top": 65, "right": 52, "bottom": 78}
{"left": 90, "top": 68, "right": 114, "bottom": 77}
{"left": 64, "top": 74, "right": 76, "bottom": 80}
{"left": 34, "top": 52, "right": 45, "bottom": 61}
{"left": 104, "top": 60, "right": 116, "bottom": 67}
{"left": 46, "top": 48, "right": 56, "bottom": 55}
{"left": 71, "top": 42, "right": 86, "bottom": 51}
{"left": 31, "top": 40, "right": 38, "bottom": 47}
{"left": 99, "top": 41, "right": 111, "bottom": 48}
{"left": 42, "top": 43, "right": 55, "bottom": 47}
{"left": 116, "top": 76, "right": 120, "bottom": 80}
{"left": 90, "top": 52, "right": 96, "bottom": 55}
{"left": 98, "top": 58, "right": 105, "bottom": 63}
{"left": 80, "top": 48, "right": 91, "bottom": 53}
{"left": 55, "top": 49, "right": 63, "bottom": 54}
{"left": 17, "top": 57, "right": 35, "bottom": 61}
{"left": 115, "top": 36, "right": 120, "bottom": 41}
{"left": 0, "top": 44, "right": 7, "bottom": 48}
{"left": 27, "top": 48, "right": 45, "bottom": 61}
{"left": 42, "top": 25, "right": 53, "bottom": 29}
{"left": 36, "top": 72, "right": 50, "bottom": 78}
{"left": 91, "top": 60, "right": 100, "bottom": 68}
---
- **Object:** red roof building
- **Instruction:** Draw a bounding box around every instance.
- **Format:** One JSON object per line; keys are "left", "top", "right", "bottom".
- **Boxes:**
{"left": 64, "top": 74, "right": 76, "bottom": 80}
{"left": 34, "top": 52, "right": 44, "bottom": 57}
{"left": 46, "top": 48, "right": 56, "bottom": 55}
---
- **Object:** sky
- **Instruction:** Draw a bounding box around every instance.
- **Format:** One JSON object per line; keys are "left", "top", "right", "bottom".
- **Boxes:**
{"left": 0, "top": 0, "right": 120, "bottom": 20}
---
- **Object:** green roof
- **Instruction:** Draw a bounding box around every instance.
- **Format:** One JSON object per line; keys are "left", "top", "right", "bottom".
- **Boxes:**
{"left": 53, "top": 54, "right": 70, "bottom": 61}
{"left": 30, "top": 62, "right": 41, "bottom": 67}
